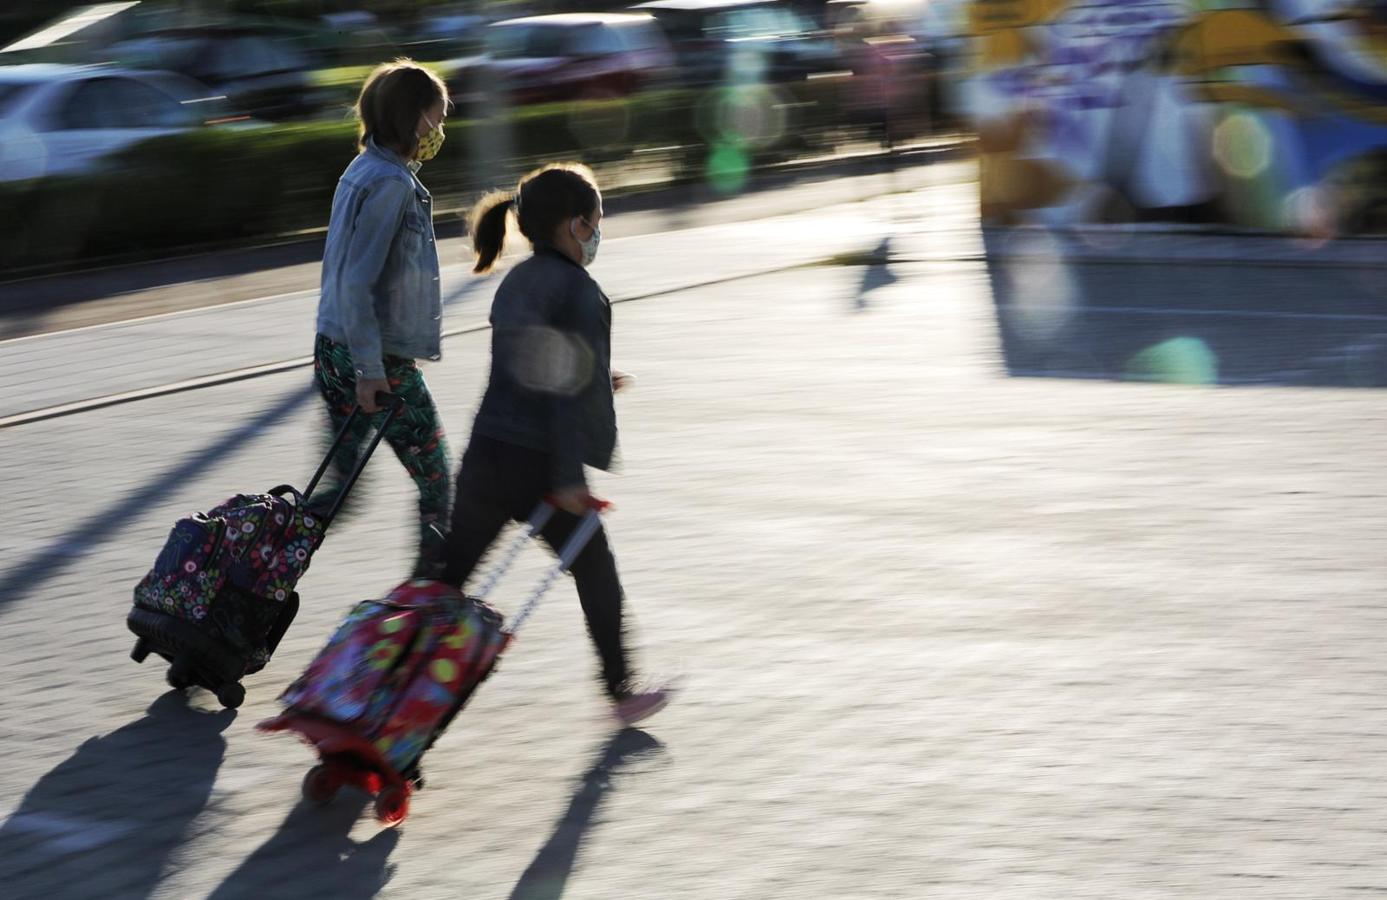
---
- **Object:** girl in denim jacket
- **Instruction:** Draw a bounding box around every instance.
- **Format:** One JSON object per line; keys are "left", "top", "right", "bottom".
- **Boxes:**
{"left": 312, "top": 61, "right": 452, "bottom": 576}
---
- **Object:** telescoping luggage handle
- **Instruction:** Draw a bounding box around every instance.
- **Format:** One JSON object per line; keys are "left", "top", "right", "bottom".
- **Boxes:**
{"left": 302, "top": 391, "right": 405, "bottom": 527}
{"left": 469, "top": 495, "right": 610, "bottom": 637}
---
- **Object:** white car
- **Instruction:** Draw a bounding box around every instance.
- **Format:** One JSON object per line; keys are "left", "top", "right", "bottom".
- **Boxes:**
{"left": 0, "top": 63, "right": 236, "bottom": 183}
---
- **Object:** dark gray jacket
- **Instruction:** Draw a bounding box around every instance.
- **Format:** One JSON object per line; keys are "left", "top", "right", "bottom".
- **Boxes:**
{"left": 471, "top": 246, "right": 616, "bottom": 489}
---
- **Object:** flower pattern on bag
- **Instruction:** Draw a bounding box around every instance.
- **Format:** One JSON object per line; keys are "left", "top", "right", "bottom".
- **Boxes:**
{"left": 132, "top": 489, "right": 326, "bottom": 663}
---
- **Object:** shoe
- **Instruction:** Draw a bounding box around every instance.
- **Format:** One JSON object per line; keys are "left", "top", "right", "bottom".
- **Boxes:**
{"left": 613, "top": 684, "right": 671, "bottom": 726}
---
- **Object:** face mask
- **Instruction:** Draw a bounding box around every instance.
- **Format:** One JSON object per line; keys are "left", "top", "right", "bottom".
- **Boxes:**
{"left": 415, "top": 117, "right": 444, "bottom": 164}
{"left": 572, "top": 218, "right": 601, "bottom": 266}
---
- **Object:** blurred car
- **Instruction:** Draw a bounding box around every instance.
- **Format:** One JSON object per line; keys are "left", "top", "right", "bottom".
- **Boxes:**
{"left": 631, "top": 0, "right": 843, "bottom": 85}
{"left": 818, "top": 0, "right": 960, "bottom": 135}
{"left": 0, "top": 63, "right": 239, "bottom": 183}
{"left": 481, "top": 13, "right": 676, "bottom": 104}
{"left": 403, "top": 8, "right": 488, "bottom": 62}
{"left": 108, "top": 26, "right": 320, "bottom": 121}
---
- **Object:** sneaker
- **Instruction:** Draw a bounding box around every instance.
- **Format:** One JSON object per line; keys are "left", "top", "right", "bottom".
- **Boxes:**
{"left": 613, "top": 684, "right": 671, "bottom": 726}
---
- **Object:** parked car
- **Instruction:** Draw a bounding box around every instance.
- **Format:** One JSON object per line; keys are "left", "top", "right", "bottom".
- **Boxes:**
{"left": 108, "top": 26, "right": 321, "bottom": 121}
{"left": 403, "top": 8, "right": 488, "bottom": 62}
{"left": 480, "top": 13, "right": 676, "bottom": 104}
{"left": 631, "top": 0, "right": 843, "bottom": 85}
{"left": 0, "top": 63, "right": 239, "bottom": 183}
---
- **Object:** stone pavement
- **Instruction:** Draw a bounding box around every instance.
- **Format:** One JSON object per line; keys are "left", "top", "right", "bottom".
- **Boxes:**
{"left": 0, "top": 167, "right": 1385, "bottom": 899}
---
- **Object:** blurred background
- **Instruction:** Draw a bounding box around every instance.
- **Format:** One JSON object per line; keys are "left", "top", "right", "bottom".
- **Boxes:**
{"left": 7, "top": 1, "right": 1387, "bottom": 269}
{"left": 0, "top": 0, "right": 969, "bottom": 273}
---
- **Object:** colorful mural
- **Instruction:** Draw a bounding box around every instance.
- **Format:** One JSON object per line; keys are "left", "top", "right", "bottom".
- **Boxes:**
{"left": 964, "top": 0, "right": 1387, "bottom": 233}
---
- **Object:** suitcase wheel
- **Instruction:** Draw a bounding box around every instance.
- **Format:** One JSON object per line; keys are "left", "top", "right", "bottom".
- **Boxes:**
{"left": 374, "top": 784, "right": 410, "bottom": 827}
{"left": 302, "top": 765, "right": 337, "bottom": 806}
{"left": 166, "top": 659, "right": 194, "bottom": 691}
{"left": 130, "top": 639, "right": 150, "bottom": 664}
{"left": 215, "top": 681, "right": 245, "bottom": 710}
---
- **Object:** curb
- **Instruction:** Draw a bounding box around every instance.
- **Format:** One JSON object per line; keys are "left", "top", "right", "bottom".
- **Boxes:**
{"left": 0, "top": 260, "right": 819, "bottom": 430}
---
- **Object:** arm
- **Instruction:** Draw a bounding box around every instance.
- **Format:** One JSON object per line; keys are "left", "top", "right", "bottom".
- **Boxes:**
{"left": 547, "top": 283, "right": 604, "bottom": 498}
{"left": 338, "top": 178, "right": 411, "bottom": 381}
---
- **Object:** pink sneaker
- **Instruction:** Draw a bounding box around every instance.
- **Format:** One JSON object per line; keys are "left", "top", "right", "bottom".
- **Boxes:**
{"left": 614, "top": 685, "right": 671, "bottom": 726}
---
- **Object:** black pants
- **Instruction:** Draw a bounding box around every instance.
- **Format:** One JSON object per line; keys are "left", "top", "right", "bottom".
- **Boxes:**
{"left": 440, "top": 435, "right": 629, "bottom": 697}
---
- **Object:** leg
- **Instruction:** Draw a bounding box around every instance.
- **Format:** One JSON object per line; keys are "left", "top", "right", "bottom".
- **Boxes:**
{"left": 378, "top": 358, "right": 452, "bottom": 572}
{"left": 310, "top": 335, "right": 370, "bottom": 518}
{"left": 439, "top": 437, "right": 517, "bottom": 590}
{"left": 538, "top": 513, "right": 630, "bottom": 698}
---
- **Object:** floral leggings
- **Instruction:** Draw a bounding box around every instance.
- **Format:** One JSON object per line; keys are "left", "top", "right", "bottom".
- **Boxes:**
{"left": 312, "top": 334, "right": 450, "bottom": 551}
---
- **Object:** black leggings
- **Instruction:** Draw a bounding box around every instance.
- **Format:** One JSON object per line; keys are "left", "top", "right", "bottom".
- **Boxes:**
{"left": 440, "top": 435, "right": 630, "bottom": 697}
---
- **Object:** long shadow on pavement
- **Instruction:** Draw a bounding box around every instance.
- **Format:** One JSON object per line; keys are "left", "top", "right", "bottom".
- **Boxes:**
{"left": 508, "top": 728, "right": 665, "bottom": 900}
{"left": 0, "top": 381, "right": 316, "bottom": 619}
{"left": 208, "top": 796, "right": 399, "bottom": 900}
{"left": 0, "top": 692, "right": 234, "bottom": 899}
{"left": 984, "top": 229, "right": 1387, "bottom": 386}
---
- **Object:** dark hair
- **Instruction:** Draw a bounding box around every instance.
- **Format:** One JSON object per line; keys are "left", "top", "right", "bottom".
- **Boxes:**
{"left": 355, "top": 59, "right": 449, "bottom": 155}
{"left": 468, "top": 163, "right": 600, "bottom": 274}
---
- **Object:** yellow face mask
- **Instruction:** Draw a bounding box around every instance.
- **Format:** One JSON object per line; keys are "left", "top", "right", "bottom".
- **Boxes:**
{"left": 416, "top": 117, "right": 445, "bottom": 163}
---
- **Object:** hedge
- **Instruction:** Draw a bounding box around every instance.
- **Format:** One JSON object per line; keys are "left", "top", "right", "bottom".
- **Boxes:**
{"left": 0, "top": 74, "right": 939, "bottom": 273}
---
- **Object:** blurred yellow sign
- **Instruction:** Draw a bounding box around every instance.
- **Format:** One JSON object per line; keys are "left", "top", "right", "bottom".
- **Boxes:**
{"left": 969, "top": 0, "right": 1069, "bottom": 34}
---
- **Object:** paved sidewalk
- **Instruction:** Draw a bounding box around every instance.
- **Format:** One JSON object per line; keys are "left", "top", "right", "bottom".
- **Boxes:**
{"left": 0, "top": 175, "right": 1384, "bottom": 899}
{"left": 0, "top": 177, "right": 958, "bottom": 421}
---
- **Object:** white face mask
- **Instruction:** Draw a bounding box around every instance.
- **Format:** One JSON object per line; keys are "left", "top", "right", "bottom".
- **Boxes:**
{"left": 571, "top": 217, "right": 601, "bottom": 267}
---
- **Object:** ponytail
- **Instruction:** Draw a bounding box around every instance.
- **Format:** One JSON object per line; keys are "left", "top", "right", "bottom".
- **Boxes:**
{"left": 469, "top": 191, "right": 515, "bottom": 274}
{"left": 468, "top": 163, "right": 599, "bottom": 274}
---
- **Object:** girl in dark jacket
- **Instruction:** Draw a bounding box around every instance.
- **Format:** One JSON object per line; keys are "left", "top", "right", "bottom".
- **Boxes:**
{"left": 440, "top": 163, "right": 668, "bottom": 725}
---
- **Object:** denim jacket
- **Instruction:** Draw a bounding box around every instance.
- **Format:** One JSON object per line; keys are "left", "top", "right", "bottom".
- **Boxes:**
{"left": 471, "top": 246, "right": 616, "bottom": 489}
{"left": 316, "top": 138, "right": 442, "bottom": 380}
